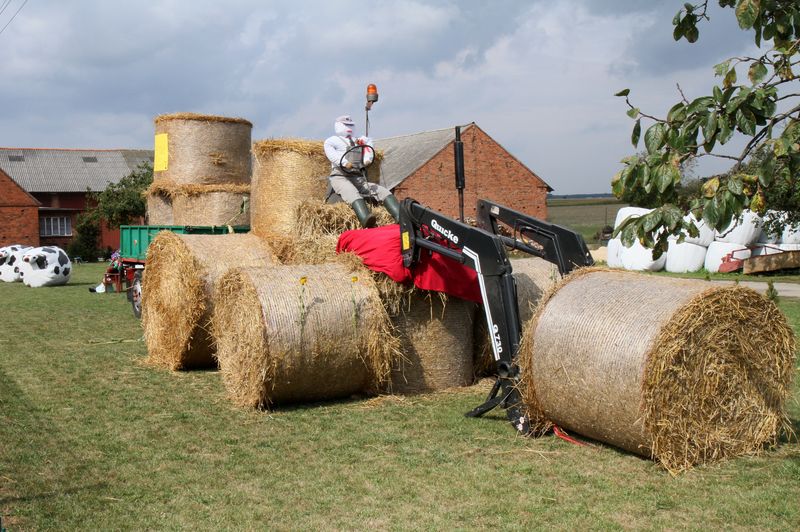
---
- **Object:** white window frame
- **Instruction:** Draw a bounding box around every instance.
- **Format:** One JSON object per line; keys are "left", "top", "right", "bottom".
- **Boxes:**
{"left": 39, "top": 216, "right": 73, "bottom": 237}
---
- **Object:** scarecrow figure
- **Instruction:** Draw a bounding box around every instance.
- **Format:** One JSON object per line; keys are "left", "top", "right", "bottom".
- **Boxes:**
{"left": 324, "top": 114, "right": 400, "bottom": 228}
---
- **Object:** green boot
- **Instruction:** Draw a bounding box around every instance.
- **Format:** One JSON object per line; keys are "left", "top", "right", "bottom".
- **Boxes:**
{"left": 383, "top": 194, "right": 401, "bottom": 222}
{"left": 352, "top": 198, "right": 377, "bottom": 228}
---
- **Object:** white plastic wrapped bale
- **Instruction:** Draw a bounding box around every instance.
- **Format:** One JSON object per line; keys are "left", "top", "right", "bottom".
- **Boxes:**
{"left": 779, "top": 243, "right": 800, "bottom": 252}
{"left": 0, "top": 245, "right": 31, "bottom": 282}
{"left": 714, "top": 210, "right": 762, "bottom": 246}
{"left": 757, "top": 211, "right": 782, "bottom": 244}
{"left": 614, "top": 206, "right": 650, "bottom": 230}
{"left": 20, "top": 246, "right": 72, "bottom": 288}
{"left": 704, "top": 242, "right": 751, "bottom": 273}
{"left": 781, "top": 224, "right": 800, "bottom": 245}
{"left": 668, "top": 213, "right": 714, "bottom": 247}
{"left": 606, "top": 238, "right": 623, "bottom": 268}
{"left": 751, "top": 244, "right": 783, "bottom": 257}
{"left": 620, "top": 239, "right": 666, "bottom": 271}
{"left": 665, "top": 241, "right": 706, "bottom": 273}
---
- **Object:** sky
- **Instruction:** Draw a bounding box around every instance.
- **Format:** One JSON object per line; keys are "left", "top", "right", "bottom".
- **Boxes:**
{"left": 0, "top": 0, "right": 759, "bottom": 194}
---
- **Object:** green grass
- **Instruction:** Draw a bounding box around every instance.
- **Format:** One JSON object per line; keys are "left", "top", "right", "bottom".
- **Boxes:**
{"left": 1, "top": 264, "right": 799, "bottom": 530}
{"left": 547, "top": 200, "right": 626, "bottom": 244}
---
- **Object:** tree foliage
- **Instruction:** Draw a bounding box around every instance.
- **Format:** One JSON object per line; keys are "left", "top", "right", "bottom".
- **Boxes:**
{"left": 66, "top": 213, "right": 101, "bottom": 261}
{"left": 612, "top": 0, "right": 800, "bottom": 257}
{"left": 88, "top": 162, "right": 153, "bottom": 227}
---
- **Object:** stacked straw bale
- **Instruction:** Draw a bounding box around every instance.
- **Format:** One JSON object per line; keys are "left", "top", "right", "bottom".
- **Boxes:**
{"left": 146, "top": 181, "right": 250, "bottom": 227}
{"left": 212, "top": 264, "right": 399, "bottom": 408}
{"left": 251, "top": 139, "right": 331, "bottom": 236}
{"left": 153, "top": 113, "right": 252, "bottom": 185}
{"left": 520, "top": 269, "right": 796, "bottom": 472}
{"left": 388, "top": 292, "right": 477, "bottom": 394}
{"left": 474, "top": 257, "right": 560, "bottom": 376}
{"left": 146, "top": 193, "right": 174, "bottom": 225}
{"left": 148, "top": 113, "right": 253, "bottom": 225}
{"left": 142, "top": 231, "right": 274, "bottom": 370}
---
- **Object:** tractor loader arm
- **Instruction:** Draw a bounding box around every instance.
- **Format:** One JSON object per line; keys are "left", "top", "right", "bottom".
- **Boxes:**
{"left": 398, "top": 198, "right": 593, "bottom": 434}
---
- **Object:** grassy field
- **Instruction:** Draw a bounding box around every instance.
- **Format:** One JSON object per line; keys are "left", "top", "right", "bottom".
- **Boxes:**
{"left": 546, "top": 198, "right": 626, "bottom": 244}
{"left": 1, "top": 264, "right": 799, "bottom": 530}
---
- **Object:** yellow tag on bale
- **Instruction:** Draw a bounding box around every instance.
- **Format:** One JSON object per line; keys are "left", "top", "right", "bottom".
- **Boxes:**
{"left": 402, "top": 231, "right": 410, "bottom": 250}
{"left": 154, "top": 133, "right": 169, "bottom": 172}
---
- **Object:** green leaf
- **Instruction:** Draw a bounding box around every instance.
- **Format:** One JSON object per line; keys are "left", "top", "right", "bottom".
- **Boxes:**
{"left": 713, "top": 85, "right": 723, "bottom": 102}
{"left": 644, "top": 123, "right": 667, "bottom": 154}
{"left": 723, "top": 67, "right": 737, "bottom": 88}
{"left": 642, "top": 210, "right": 663, "bottom": 232}
{"left": 662, "top": 205, "right": 683, "bottom": 231}
{"left": 714, "top": 60, "right": 731, "bottom": 77}
{"left": 736, "top": 107, "right": 756, "bottom": 135}
{"left": 612, "top": 172, "right": 625, "bottom": 197}
{"left": 627, "top": 107, "right": 640, "bottom": 119}
{"left": 631, "top": 119, "right": 641, "bottom": 148}
{"left": 727, "top": 175, "right": 744, "bottom": 195}
{"left": 719, "top": 119, "right": 733, "bottom": 144}
{"left": 615, "top": 89, "right": 630, "bottom": 97}
{"left": 620, "top": 219, "right": 638, "bottom": 246}
{"left": 703, "top": 111, "right": 718, "bottom": 142}
{"left": 687, "top": 96, "right": 714, "bottom": 114}
{"left": 702, "top": 196, "right": 721, "bottom": 228}
{"left": 736, "top": 0, "right": 760, "bottom": 30}
{"left": 667, "top": 103, "right": 687, "bottom": 123}
{"left": 685, "top": 25, "right": 699, "bottom": 43}
{"left": 748, "top": 62, "right": 768, "bottom": 84}
{"left": 656, "top": 165, "right": 674, "bottom": 194}
{"left": 673, "top": 23, "right": 684, "bottom": 41}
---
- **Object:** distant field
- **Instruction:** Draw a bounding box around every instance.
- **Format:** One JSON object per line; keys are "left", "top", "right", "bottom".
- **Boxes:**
{"left": 546, "top": 198, "right": 627, "bottom": 244}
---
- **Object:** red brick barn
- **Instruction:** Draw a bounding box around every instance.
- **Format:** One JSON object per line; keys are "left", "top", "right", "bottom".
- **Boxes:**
{"left": 374, "top": 123, "right": 551, "bottom": 220}
{"left": 0, "top": 148, "right": 153, "bottom": 251}
{"left": 0, "top": 167, "right": 41, "bottom": 247}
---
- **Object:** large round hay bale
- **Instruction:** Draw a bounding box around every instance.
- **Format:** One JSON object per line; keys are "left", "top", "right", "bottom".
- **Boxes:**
{"left": 212, "top": 264, "right": 398, "bottom": 408}
{"left": 142, "top": 232, "right": 275, "bottom": 370}
{"left": 146, "top": 192, "right": 173, "bottom": 225}
{"left": 172, "top": 187, "right": 250, "bottom": 227}
{"left": 251, "top": 139, "right": 330, "bottom": 236}
{"left": 473, "top": 257, "right": 559, "bottom": 376}
{"left": 154, "top": 113, "right": 252, "bottom": 185}
{"left": 520, "top": 270, "right": 796, "bottom": 472}
{"left": 389, "top": 293, "right": 476, "bottom": 394}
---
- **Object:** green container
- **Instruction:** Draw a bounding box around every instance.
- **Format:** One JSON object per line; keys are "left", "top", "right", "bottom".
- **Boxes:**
{"left": 120, "top": 225, "right": 250, "bottom": 262}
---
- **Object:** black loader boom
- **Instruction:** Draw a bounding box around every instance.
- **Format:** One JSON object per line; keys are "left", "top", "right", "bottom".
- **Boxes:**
{"left": 398, "top": 198, "right": 593, "bottom": 434}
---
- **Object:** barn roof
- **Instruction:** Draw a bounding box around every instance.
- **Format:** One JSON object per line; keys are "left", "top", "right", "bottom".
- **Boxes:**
{"left": 374, "top": 123, "right": 552, "bottom": 191}
{"left": 0, "top": 148, "right": 153, "bottom": 193}
{"left": 374, "top": 126, "right": 461, "bottom": 190}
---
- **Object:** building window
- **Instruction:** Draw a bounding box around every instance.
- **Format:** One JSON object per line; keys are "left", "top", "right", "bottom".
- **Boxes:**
{"left": 82, "top": 156, "right": 98, "bottom": 163}
{"left": 39, "top": 216, "right": 73, "bottom": 237}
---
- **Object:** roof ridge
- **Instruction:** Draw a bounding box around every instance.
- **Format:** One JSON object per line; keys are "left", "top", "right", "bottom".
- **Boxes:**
{"left": 376, "top": 123, "right": 473, "bottom": 141}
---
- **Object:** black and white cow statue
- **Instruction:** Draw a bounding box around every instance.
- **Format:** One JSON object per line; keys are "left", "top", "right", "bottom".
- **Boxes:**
{"left": 0, "top": 244, "right": 32, "bottom": 282}
{"left": 20, "top": 246, "right": 72, "bottom": 287}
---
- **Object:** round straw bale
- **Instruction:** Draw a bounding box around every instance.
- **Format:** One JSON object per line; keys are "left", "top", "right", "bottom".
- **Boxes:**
{"left": 212, "top": 264, "right": 398, "bottom": 408}
{"left": 389, "top": 292, "right": 477, "bottom": 394}
{"left": 474, "top": 257, "right": 559, "bottom": 377}
{"left": 172, "top": 192, "right": 250, "bottom": 227}
{"left": 251, "top": 139, "right": 331, "bottom": 236}
{"left": 146, "top": 192, "right": 173, "bottom": 225}
{"left": 520, "top": 270, "right": 796, "bottom": 472}
{"left": 154, "top": 113, "right": 252, "bottom": 185}
{"left": 141, "top": 232, "right": 274, "bottom": 370}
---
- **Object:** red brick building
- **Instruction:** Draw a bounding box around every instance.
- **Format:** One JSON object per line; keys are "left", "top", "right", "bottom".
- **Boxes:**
{"left": 0, "top": 148, "right": 152, "bottom": 251}
{"left": 0, "top": 168, "right": 41, "bottom": 247}
{"left": 375, "top": 123, "right": 551, "bottom": 220}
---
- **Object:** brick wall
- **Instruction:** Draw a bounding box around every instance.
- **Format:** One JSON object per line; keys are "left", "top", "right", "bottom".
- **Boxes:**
{"left": 0, "top": 206, "right": 39, "bottom": 247}
{"left": 392, "top": 126, "right": 549, "bottom": 221}
{"left": 0, "top": 170, "right": 40, "bottom": 247}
